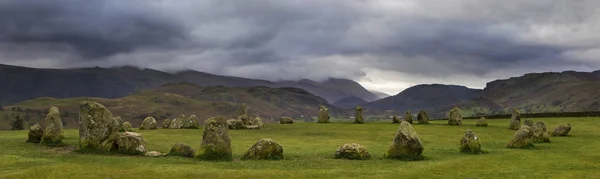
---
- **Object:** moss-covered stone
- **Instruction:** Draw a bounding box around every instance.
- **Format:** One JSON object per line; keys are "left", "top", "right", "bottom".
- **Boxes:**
{"left": 235, "top": 103, "right": 250, "bottom": 125}
{"left": 392, "top": 115, "right": 400, "bottom": 124}
{"left": 250, "top": 117, "right": 264, "bottom": 129}
{"left": 404, "top": 110, "right": 413, "bottom": 124}
{"left": 448, "top": 107, "right": 463, "bottom": 126}
{"left": 551, "top": 123, "right": 571, "bottom": 136}
{"left": 532, "top": 121, "right": 550, "bottom": 143}
{"left": 460, "top": 130, "right": 482, "bottom": 154}
{"left": 114, "top": 116, "right": 124, "bottom": 132}
{"left": 27, "top": 123, "right": 44, "bottom": 143}
{"left": 168, "top": 116, "right": 184, "bottom": 129}
{"left": 523, "top": 119, "right": 534, "bottom": 127}
{"left": 168, "top": 142, "right": 195, "bottom": 158}
{"left": 227, "top": 119, "right": 245, "bottom": 129}
{"left": 476, "top": 117, "right": 488, "bottom": 127}
{"left": 333, "top": 143, "right": 371, "bottom": 160}
{"left": 242, "top": 138, "right": 284, "bottom": 160}
{"left": 182, "top": 115, "right": 199, "bottom": 129}
{"left": 41, "top": 107, "right": 64, "bottom": 146}
{"left": 354, "top": 106, "right": 364, "bottom": 124}
{"left": 195, "top": 116, "right": 232, "bottom": 161}
{"left": 161, "top": 119, "right": 172, "bottom": 129}
{"left": 385, "top": 121, "right": 424, "bottom": 160}
{"left": 417, "top": 110, "right": 429, "bottom": 124}
{"left": 279, "top": 117, "right": 294, "bottom": 124}
{"left": 506, "top": 126, "right": 535, "bottom": 149}
{"left": 509, "top": 109, "right": 521, "bottom": 130}
{"left": 140, "top": 116, "right": 157, "bottom": 130}
{"left": 122, "top": 122, "right": 133, "bottom": 132}
{"left": 115, "top": 132, "right": 147, "bottom": 155}
{"left": 317, "top": 105, "right": 330, "bottom": 123}
{"left": 78, "top": 101, "right": 120, "bottom": 151}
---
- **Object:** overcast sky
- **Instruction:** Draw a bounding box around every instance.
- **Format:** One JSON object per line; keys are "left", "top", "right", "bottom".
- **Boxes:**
{"left": 1, "top": 0, "right": 600, "bottom": 95}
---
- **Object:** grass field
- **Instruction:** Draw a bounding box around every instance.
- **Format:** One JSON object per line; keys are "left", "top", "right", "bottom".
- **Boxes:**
{"left": 1, "top": 117, "right": 599, "bottom": 179}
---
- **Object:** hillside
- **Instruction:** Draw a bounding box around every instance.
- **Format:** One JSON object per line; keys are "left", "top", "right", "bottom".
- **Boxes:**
{"left": 0, "top": 64, "right": 380, "bottom": 106}
{"left": 370, "top": 90, "right": 392, "bottom": 99}
{"left": 1, "top": 83, "right": 345, "bottom": 129}
{"left": 333, "top": 96, "right": 368, "bottom": 109}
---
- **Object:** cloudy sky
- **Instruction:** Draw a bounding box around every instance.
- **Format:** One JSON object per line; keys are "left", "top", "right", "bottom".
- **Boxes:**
{"left": 1, "top": 0, "right": 600, "bottom": 95}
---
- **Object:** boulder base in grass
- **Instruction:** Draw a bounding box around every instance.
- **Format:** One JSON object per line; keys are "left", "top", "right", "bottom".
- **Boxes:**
{"left": 460, "top": 130, "right": 482, "bottom": 154}
{"left": 552, "top": 123, "right": 571, "bottom": 136}
{"left": 140, "top": 117, "right": 157, "bottom": 130}
{"left": 509, "top": 109, "right": 521, "bottom": 130}
{"left": 78, "top": 101, "right": 120, "bottom": 151}
{"left": 476, "top": 117, "right": 488, "bottom": 127}
{"left": 183, "top": 115, "right": 199, "bottom": 129}
{"left": 42, "top": 107, "right": 64, "bottom": 146}
{"left": 448, "top": 107, "right": 463, "bottom": 126}
{"left": 354, "top": 106, "right": 364, "bottom": 124}
{"left": 384, "top": 121, "right": 425, "bottom": 160}
{"left": 532, "top": 121, "right": 550, "bottom": 143}
{"left": 122, "top": 122, "right": 133, "bottom": 132}
{"left": 116, "top": 132, "right": 147, "bottom": 155}
{"left": 417, "top": 110, "right": 429, "bottom": 124}
{"left": 195, "top": 116, "right": 232, "bottom": 161}
{"left": 404, "top": 111, "right": 413, "bottom": 124}
{"left": 317, "top": 105, "right": 330, "bottom": 123}
{"left": 334, "top": 143, "right": 371, "bottom": 160}
{"left": 27, "top": 123, "right": 44, "bottom": 143}
{"left": 144, "top": 151, "right": 163, "bottom": 157}
{"left": 279, "top": 117, "right": 294, "bottom": 124}
{"left": 506, "top": 126, "right": 535, "bottom": 149}
{"left": 168, "top": 142, "right": 195, "bottom": 158}
{"left": 242, "top": 138, "right": 284, "bottom": 160}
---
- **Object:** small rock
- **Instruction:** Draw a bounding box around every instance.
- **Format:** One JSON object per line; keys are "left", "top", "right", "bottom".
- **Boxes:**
{"left": 506, "top": 126, "right": 534, "bottom": 149}
{"left": 384, "top": 121, "right": 425, "bottom": 160}
{"left": 183, "top": 115, "right": 199, "bottom": 129}
{"left": 552, "top": 123, "right": 572, "bottom": 136}
{"left": 417, "top": 110, "right": 430, "bottom": 124}
{"left": 476, "top": 117, "right": 488, "bottom": 127}
{"left": 251, "top": 117, "right": 264, "bottom": 129}
{"left": 27, "top": 123, "right": 44, "bottom": 143}
{"left": 144, "top": 151, "right": 163, "bottom": 157}
{"left": 242, "top": 138, "right": 284, "bottom": 160}
{"left": 392, "top": 115, "right": 400, "bottom": 124}
{"left": 227, "top": 119, "right": 245, "bottom": 129}
{"left": 334, "top": 143, "right": 371, "bottom": 160}
{"left": 115, "top": 132, "right": 148, "bottom": 155}
{"left": 168, "top": 142, "right": 195, "bottom": 158}
{"left": 279, "top": 117, "right": 294, "bottom": 124}
{"left": 140, "top": 116, "right": 157, "bottom": 130}
{"left": 460, "top": 130, "right": 482, "bottom": 154}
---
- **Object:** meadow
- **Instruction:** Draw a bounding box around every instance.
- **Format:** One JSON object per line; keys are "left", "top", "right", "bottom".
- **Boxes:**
{"left": 1, "top": 117, "right": 599, "bottom": 179}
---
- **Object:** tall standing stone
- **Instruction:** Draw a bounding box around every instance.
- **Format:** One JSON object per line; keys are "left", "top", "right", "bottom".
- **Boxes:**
{"left": 140, "top": 116, "right": 157, "bottom": 130}
{"left": 448, "top": 107, "right": 463, "bottom": 126}
{"left": 552, "top": 123, "right": 572, "bottom": 136}
{"left": 404, "top": 110, "right": 413, "bottom": 124}
{"left": 354, "top": 106, "right": 364, "bottom": 124}
{"left": 79, "top": 101, "right": 120, "bottom": 151}
{"left": 42, "top": 107, "right": 64, "bottom": 146}
{"left": 417, "top": 110, "right": 430, "bottom": 124}
{"left": 460, "top": 130, "right": 482, "bottom": 154}
{"left": 27, "top": 123, "right": 44, "bottom": 143}
{"left": 509, "top": 109, "right": 521, "bottom": 130}
{"left": 506, "top": 126, "right": 534, "bottom": 149}
{"left": 195, "top": 116, "right": 232, "bottom": 161}
{"left": 384, "top": 121, "right": 425, "bottom": 160}
{"left": 317, "top": 105, "right": 330, "bottom": 123}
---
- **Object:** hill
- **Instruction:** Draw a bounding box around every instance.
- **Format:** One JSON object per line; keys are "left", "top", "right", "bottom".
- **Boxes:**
{"left": 0, "top": 83, "right": 345, "bottom": 129}
{"left": 370, "top": 90, "right": 392, "bottom": 99}
{"left": 333, "top": 96, "right": 368, "bottom": 109}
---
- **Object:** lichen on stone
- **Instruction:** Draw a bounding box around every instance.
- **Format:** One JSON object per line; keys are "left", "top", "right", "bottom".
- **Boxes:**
{"left": 417, "top": 110, "right": 430, "bottom": 124}
{"left": 78, "top": 101, "right": 120, "bottom": 151}
{"left": 384, "top": 121, "right": 425, "bottom": 161}
{"left": 41, "top": 107, "right": 64, "bottom": 146}
{"left": 392, "top": 115, "right": 400, "bottom": 124}
{"left": 168, "top": 142, "right": 195, "bottom": 158}
{"left": 334, "top": 143, "right": 371, "bottom": 160}
{"left": 115, "top": 132, "right": 148, "bottom": 155}
{"left": 317, "top": 105, "right": 331, "bottom": 123}
{"left": 552, "top": 123, "right": 571, "bottom": 136}
{"left": 404, "top": 110, "right": 413, "bottom": 124}
{"left": 460, "top": 130, "right": 482, "bottom": 154}
{"left": 354, "top": 106, "right": 364, "bottom": 124}
{"left": 506, "top": 125, "right": 535, "bottom": 149}
{"left": 476, "top": 117, "right": 488, "bottom": 127}
{"left": 182, "top": 115, "right": 199, "bottom": 129}
{"left": 122, "top": 122, "right": 133, "bottom": 132}
{"left": 531, "top": 120, "right": 550, "bottom": 143}
{"left": 448, "top": 107, "right": 463, "bottom": 126}
{"left": 279, "top": 117, "right": 294, "bottom": 124}
{"left": 27, "top": 123, "right": 44, "bottom": 143}
{"left": 509, "top": 109, "right": 521, "bottom": 130}
{"left": 195, "top": 116, "right": 232, "bottom": 161}
{"left": 241, "top": 138, "right": 284, "bottom": 160}
{"left": 140, "top": 116, "right": 157, "bottom": 130}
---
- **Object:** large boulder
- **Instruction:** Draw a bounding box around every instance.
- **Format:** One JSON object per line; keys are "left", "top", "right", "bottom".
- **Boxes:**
{"left": 506, "top": 126, "right": 535, "bottom": 149}
{"left": 333, "top": 143, "right": 371, "bottom": 160}
{"left": 448, "top": 107, "right": 463, "bottom": 125}
{"left": 161, "top": 119, "right": 172, "bottom": 129}
{"left": 417, "top": 110, "right": 429, "bottom": 124}
{"left": 279, "top": 117, "right": 294, "bottom": 124}
{"left": 140, "top": 116, "right": 157, "bottom": 130}
{"left": 182, "top": 115, "right": 199, "bottom": 129}
{"left": 122, "top": 122, "right": 133, "bottom": 132}
{"left": 404, "top": 111, "right": 413, "bottom": 124}
{"left": 242, "top": 138, "right": 284, "bottom": 160}
{"left": 168, "top": 142, "right": 195, "bottom": 158}
{"left": 78, "top": 101, "right": 120, "bottom": 151}
{"left": 41, "top": 107, "right": 64, "bottom": 146}
{"left": 384, "top": 121, "right": 425, "bottom": 160}
{"left": 354, "top": 106, "right": 364, "bottom": 124}
{"left": 195, "top": 116, "right": 232, "bottom": 161}
{"left": 27, "top": 123, "right": 44, "bottom": 143}
{"left": 476, "top": 117, "right": 488, "bottom": 127}
{"left": 392, "top": 115, "right": 400, "bottom": 124}
{"left": 460, "top": 130, "right": 482, "bottom": 154}
{"left": 532, "top": 121, "right": 550, "bottom": 143}
{"left": 552, "top": 123, "right": 572, "bottom": 136}
{"left": 509, "top": 109, "right": 521, "bottom": 130}
{"left": 317, "top": 105, "right": 331, "bottom": 123}
{"left": 115, "top": 132, "right": 147, "bottom": 155}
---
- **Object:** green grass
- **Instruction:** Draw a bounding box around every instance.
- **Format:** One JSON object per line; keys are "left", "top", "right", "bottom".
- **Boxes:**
{"left": 1, "top": 117, "right": 599, "bottom": 178}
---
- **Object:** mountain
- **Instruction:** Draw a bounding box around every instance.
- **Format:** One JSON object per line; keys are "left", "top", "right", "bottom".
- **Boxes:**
{"left": 370, "top": 90, "right": 392, "bottom": 99}
{"left": 333, "top": 96, "right": 368, "bottom": 109}
{"left": 1, "top": 82, "right": 345, "bottom": 129}
{"left": 0, "top": 64, "right": 378, "bottom": 106}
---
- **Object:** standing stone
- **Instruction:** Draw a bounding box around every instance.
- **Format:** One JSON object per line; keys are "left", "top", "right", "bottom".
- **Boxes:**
{"left": 279, "top": 117, "right": 294, "bottom": 124}
{"left": 354, "top": 106, "right": 364, "bottom": 124}
{"left": 114, "top": 116, "right": 124, "bottom": 132}
{"left": 168, "top": 142, "right": 195, "bottom": 158}
{"left": 115, "top": 132, "right": 147, "bottom": 155}
{"left": 448, "top": 107, "right": 463, "bottom": 126}
{"left": 552, "top": 123, "right": 572, "bottom": 136}
{"left": 532, "top": 121, "right": 550, "bottom": 143}
{"left": 195, "top": 116, "right": 232, "bottom": 161}
{"left": 235, "top": 103, "right": 250, "bottom": 125}
{"left": 460, "top": 130, "right": 482, "bottom": 154}
{"left": 140, "top": 116, "right": 157, "bottom": 130}
{"left": 227, "top": 119, "right": 245, "bottom": 129}
{"left": 334, "top": 143, "right": 371, "bottom": 160}
{"left": 404, "top": 110, "right": 413, "bottom": 124}
{"left": 27, "top": 123, "right": 44, "bottom": 143}
{"left": 42, "top": 107, "right": 64, "bottom": 146}
{"left": 162, "top": 118, "right": 172, "bottom": 129}
{"left": 392, "top": 115, "right": 400, "bottom": 124}
{"left": 78, "top": 101, "right": 120, "bottom": 151}
{"left": 169, "top": 116, "right": 184, "bottom": 129}
{"left": 384, "top": 121, "right": 425, "bottom": 160}
{"left": 506, "top": 126, "right": 535, "bottom": 149}
{"left": 317, "top": 105, "right": 331, "bottom": 123}
{"left": 476, "top": 117, "right": 488, "bottom": 127}
{"left": 241, "top": 138, "right": 284, "bottom": 160}
{"left": 122, "top": 122, "right": 133, "bottom": 132}
{"left": 183, "top": 115, "right": 199, "bottom": 129}
{"left": 523, "top": 119, "right": 534, "bottom": 127}
{"left": 509, "top": 109, "right": 521, "bottom": 130}
{"left": 417, "top": 110, "right": 430, "bottom": 124}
